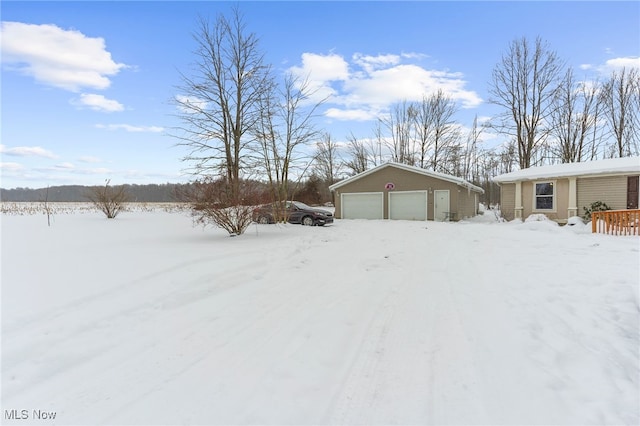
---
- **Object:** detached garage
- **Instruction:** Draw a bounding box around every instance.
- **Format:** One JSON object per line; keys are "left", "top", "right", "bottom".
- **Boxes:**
{"left": 329, "top": 162, "right": 484, "bottom": 221}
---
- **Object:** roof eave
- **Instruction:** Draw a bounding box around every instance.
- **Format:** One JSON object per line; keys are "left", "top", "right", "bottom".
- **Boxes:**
{"left": 329, "top": 162, "right": 484, "bottom": 194}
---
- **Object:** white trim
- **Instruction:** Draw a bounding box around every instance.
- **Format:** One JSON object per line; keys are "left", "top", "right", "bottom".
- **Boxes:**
{"left": 568, "top": 177, "right": 578, "bottom": 217}
{"left": 388, "top": 190, "right": 428, "bottom": 221}
{"left": 532, "top": 180, "right": 557, "bottom": 213}
{"left": 340, "top": 192, "right": 384, "bottom": 219}
{"left": 515, "top": 181, "right": 523, "bottom": 219}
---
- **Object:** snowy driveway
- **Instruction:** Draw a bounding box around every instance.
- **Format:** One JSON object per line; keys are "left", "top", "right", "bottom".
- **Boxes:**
{"left": 2, "top": 211, "right": 639, "bottom": 425}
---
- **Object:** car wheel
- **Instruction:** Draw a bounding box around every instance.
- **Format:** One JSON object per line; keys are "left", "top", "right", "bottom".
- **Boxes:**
{"left": 301, "top": 216, "right": 315, "bottom": 226}
{"left": 258, "top": 215, "right": 271, "bottom": 224}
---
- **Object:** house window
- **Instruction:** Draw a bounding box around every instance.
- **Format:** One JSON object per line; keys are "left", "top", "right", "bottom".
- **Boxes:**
{"left": 535, "top": 182, "right": 554, "bottom": 210}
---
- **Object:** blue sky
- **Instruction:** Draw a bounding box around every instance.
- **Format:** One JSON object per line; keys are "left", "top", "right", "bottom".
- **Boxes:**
{"left": 1, "top": 1, "right": 639, "bottom": 189}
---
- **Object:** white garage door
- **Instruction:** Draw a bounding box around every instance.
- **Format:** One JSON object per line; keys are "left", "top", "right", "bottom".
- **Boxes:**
{"left": 341, "top": 193, "right": 384, "bottom": 219}
{"left": 389, "top": 191, "right": 428, "bottom": 220}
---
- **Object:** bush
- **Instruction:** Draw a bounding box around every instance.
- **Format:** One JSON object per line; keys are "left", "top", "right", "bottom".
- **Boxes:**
{"left": 177, "top": 178, "right": 262, "bottom": 236}
{"left": 86, "top": 180, "right": 130, "bottom": 219}
{"left": 583, "top": 201, "right": 611, "bottom": 221}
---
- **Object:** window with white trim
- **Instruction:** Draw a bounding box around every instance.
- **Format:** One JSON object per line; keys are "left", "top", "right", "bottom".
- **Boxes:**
{"left": 534, "top": 182, "right": 554, "bottom": 210}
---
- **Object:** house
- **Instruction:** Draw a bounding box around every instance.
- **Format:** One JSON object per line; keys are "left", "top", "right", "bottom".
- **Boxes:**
{"left": 493, "top": 157, "right": 640, "bottom": 223}
{"left": 328, "top": 162, "right": 484, "bottom": 221}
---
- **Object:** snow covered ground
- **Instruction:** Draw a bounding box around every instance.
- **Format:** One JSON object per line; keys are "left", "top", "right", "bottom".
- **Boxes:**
{"left": 1, "top": 206, "right": 639, "bottom": 425}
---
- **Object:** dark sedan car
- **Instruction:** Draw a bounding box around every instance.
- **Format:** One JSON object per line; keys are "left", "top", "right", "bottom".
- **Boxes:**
{"left": 253, "top": 201, "right": 334, "bottom": 226}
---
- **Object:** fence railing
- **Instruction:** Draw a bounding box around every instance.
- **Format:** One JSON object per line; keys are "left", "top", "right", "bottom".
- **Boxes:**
{"left": 591, "top": 209, "right": 640, "bottom": 236}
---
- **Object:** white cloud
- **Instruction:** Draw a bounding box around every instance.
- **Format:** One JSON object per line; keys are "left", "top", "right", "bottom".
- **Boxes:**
{"left": 352, "top": 53, "right": 401, "bottom": 73}
{"left": 287, "top": 51, "right": 483, "bottom": 121}
{"left": 80, "top": 167, "right": 112, "bottom": 175}
{"left": 603, "top": 56, "right": 640, "bottom": 70}
{"left": 0, "top": 144, "right": 58, "bottom": 159}
{"left": 401, "top": 52, "right": 428, "bottom": 61}
{"left": 287, "top": 53, "right": 351, "bottom": 104}
{"left": 325, "top": 108, "right": 378, "bottom": 121}
{"left": 345, "top": 64, "right": 481, "bottom": 109}
{"left": 73, "top": 93, "right": 124, "bottom": 112}
{"left": 1, "top": 21, "right": 127, "bottom": 92}
{"left": 55, "top": 162, "right": 75, "bottom": 170}
{"left": 0, "top": 162, "right": 25, "bottom": 172}
{"left": 289, "top": 52, "right": 350, "bottom": 82}
{"left": 175, "top": 95, "right": 209, "bottom": 113}
{"left": 95, "top": 124, "right": 164, "bottom": 133}
{"left": 78, "top": 156, "right": 102, "bottom": 163}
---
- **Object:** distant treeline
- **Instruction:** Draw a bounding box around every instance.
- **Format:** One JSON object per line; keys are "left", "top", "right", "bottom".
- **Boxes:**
{"left": 0, "top": 183, "right": 191, "bottom": 202}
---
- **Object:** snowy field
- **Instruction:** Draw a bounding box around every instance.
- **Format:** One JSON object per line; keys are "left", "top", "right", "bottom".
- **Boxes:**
{"left": 1, "top": 205, "right": 639, "bottom": 425}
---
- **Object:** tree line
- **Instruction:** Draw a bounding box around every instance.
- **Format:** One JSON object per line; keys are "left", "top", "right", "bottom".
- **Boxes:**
{"left": 0, "top": 183, "right": 189, "bottom": 203}
{"left": 174, "top": 7, "right": 639, "bottom": 235}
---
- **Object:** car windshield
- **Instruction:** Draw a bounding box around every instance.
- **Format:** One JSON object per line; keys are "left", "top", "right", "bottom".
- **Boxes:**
{"left": 292, "top": 201, "right": 312, "bottom": 209}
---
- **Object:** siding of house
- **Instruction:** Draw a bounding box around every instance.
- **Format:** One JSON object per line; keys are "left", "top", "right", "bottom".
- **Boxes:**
{"left": 577, "top": 175, "right": 628, "bottom": 216}
{"left": 457, "top": 188, "right": 478, "bottom": 219}
{"left": 500, "top": 183, "right": 516, "bottom": 220}
{"left": 333, "top": 166, "right": 479, "bottom": 220}
{"left": 555, "top": 179, "right": 570, "bottom": 221}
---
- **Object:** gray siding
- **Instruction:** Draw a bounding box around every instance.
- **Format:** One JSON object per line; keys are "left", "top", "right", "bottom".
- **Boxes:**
{"left": 500, "top": 183, "right": 516, "bottom": 220}
{"left": 577, "top": 175, "right": 628, "bottom": 215}
{"left": 457, "top": 188, "right": 477, "bottom": 219}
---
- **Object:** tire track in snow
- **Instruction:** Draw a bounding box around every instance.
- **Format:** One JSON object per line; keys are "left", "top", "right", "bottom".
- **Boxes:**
{"left": 327, "top": 227, "right": 425, "bottom": 425}
{"left": 328, "top": 278, "right": 402, "bottom": 425}
{"left": 326, "top": 223, "right": 490, "bottom": 425}
{"left": 2, "top": 248, "right": 273, "bottom": 405}
{"left": 98, "top": 231, "right": 366, "bottom": 423}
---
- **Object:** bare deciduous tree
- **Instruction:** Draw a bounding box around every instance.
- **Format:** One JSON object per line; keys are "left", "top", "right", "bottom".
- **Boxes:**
{"left": 600, "top": 66, "right": 640, "bottom": 157}
{"left": 549, "top": 68, "right": 602, "bottom": 163}
{"left": 344, "top": 132, "right": 370, "bottom": 175}
{"left": 417, "top": 90, "right": 461, "bottom": 172}
{"left": 87, "top": 179, "right": 129, "bottom": 219}
{"left": 173, "top": 8, "right": 272, "bottom": 235}
{"left": 381, "top": 100, "right": 415, "bottom": 165}
{"left": 489, "top": 36, "right": 564, "bottom": 169}
{"left": 463, "top": 115, "right": 484, "bottom": 182}
{"left": 254, "top": 73, "right": 324, "bottom": 222}
{"left": 370, "top": 121, "right": 385, "bottom": 167}
{"left": 313, "top": 132, "right": 341, "bottom": 186}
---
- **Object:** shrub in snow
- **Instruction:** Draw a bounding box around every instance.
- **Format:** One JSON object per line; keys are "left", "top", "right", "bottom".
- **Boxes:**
{"left": 177, "top": 177, "right": 260, "bottom": 236}
{"left": 583, "top": 200, "right": 611, "bottom": 221}
{"left": 86, "top": 180, "right": 130, "bottom": 219}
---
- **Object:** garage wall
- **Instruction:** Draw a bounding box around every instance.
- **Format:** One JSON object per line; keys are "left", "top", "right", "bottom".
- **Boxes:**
{"left": 333, "top": 166, "right": 479, "bottom": 220}
{"left": 457, "top": 188, "right": 478, "bottom": 219}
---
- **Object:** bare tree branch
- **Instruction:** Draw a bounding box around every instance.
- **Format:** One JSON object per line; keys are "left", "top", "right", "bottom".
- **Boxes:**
{"left": 489, "top": 36, "right": 564, "bottom": 169}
